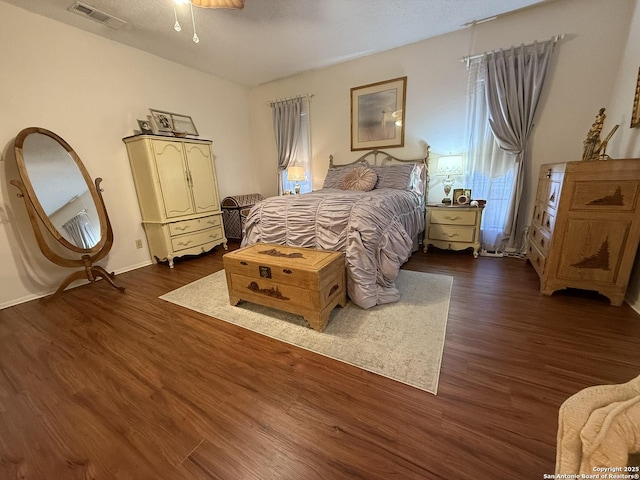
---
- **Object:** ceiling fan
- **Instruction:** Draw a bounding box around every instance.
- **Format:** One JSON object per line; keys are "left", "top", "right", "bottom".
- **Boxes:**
{"left": 190, "top": 0, "right": 245, "bottom": 8}
{"left": 173, "top": 0, "right": 245, "bottom": 43}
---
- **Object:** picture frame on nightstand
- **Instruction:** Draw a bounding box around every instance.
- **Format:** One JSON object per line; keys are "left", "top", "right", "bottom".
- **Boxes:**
{"left": 453, "top": 188, "right": 472, "bottom": 204}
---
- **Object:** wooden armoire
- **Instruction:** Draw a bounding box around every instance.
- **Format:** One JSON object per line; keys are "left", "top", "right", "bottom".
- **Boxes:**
{"left": 123, "top": 135, "right": 227, "bottom": 267}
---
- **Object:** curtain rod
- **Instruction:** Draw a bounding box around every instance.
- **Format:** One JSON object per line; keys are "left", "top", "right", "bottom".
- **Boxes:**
{"left": 267, "top": 93, "right": 313, "bottom": 106}
{"left": 460, "top": 34, "right": 565, "bottom": 67}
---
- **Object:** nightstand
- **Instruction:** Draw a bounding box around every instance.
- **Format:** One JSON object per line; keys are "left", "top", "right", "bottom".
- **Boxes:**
{"left": 423, "top": 204, "right": 485, "bottom": 258}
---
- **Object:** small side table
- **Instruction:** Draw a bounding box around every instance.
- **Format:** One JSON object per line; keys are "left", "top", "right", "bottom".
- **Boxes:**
{"left": 423, "top": 204, "right": 485, "bottom": 258}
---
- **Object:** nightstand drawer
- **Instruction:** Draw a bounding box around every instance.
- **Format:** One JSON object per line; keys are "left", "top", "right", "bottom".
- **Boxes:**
{"left": 428, "top": 225, "right": 476, "bottom": 243}
{"left": 429, "top": 209, "right": 477, "bottom": 226}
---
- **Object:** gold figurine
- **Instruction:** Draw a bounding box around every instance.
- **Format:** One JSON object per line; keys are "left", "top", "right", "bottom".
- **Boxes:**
{"left": 582, "top": 108, "right": 619, "bottom": 161}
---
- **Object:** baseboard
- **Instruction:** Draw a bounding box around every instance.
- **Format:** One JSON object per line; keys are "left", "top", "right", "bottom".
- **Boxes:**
{"left": 479, "top": 249, "right": 504, "bottom": 257}
{"left": 0, "top": 259, "right": 154, "bottom": 310}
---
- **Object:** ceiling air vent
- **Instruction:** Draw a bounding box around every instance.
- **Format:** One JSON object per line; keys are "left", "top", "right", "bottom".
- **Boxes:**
{"left": 68, "top": 2, "right": 127, "bottom": 29}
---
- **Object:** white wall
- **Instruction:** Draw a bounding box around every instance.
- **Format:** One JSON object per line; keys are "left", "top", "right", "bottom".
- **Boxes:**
{"left": 0, "top": 2, "right": 257, "bottom": 308}
{"left": 249, "top": 0, "right": 636, "bottom": 199}
{"left": 605, "top": 0, "right": 640, "bottom": 310}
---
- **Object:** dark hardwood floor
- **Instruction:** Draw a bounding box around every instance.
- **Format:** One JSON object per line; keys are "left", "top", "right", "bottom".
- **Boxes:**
{"left": 1, "top": 244, "right": 639, "bottom": 479}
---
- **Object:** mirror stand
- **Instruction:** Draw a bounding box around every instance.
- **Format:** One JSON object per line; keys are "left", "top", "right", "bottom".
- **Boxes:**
{"left": 11, "top": 177, "right": 125, "bottom": 302}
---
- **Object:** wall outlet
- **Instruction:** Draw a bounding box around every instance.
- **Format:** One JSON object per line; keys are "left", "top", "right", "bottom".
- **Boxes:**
{"left": 135, "top": 239, "right": 143, "bottom": 249}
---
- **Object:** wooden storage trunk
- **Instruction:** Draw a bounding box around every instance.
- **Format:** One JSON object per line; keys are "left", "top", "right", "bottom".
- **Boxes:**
{"left": 223, "top": 243, "right": 346, "bottom": 331}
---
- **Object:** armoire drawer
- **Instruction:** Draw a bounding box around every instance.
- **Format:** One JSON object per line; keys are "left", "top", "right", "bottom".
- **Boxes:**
{"left": 169, "top": 215, "right": 222, "bottom": 236}
{"left": 171, "top": 226, "right": 224, "bottom": 252}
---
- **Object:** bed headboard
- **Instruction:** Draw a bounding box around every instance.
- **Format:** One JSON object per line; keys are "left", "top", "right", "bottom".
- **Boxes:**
{"left": 327, "top": 144, "right": 431, "bottom": 200}
{"left": 328, "top": 146, "right": 430, "bottom": 169}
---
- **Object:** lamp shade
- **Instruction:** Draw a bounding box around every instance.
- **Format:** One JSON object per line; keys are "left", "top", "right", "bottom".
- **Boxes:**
{"left": 436, "top": 155, "right": 463, "bottom": 176}
{"left": 286, "top": 165, "right": 306, "bottom": 182}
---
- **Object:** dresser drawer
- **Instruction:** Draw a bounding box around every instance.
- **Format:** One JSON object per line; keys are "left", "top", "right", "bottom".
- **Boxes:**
{"left": 541, "top": 209, "right": 556, "bottom": 233}
{"left": 169, "top": 215, "right": 222, "bottom": 236}
{"left": 430, "top": 209, "right": 477, "bottom": 226}
{"left": 428, "top": 225, "right": 476, "bottom": 243}
{"left": 527, "top": 243, "right": 546, "bottom": 278}
{"left": 171, "top": 225, "right": 224, "bottom": 251}
{"left": 529, "top": 224, "right": 551, "bottom": 254}
{"left": 532, "top": 203, "right": 544, "bottom": 228}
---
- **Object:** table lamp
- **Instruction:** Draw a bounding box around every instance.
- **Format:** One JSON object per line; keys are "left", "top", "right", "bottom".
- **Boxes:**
{"left": 435, "top": 155, "right": 463, "bottom": 204}
{"left": 286, "top": 165, "right": 306, "bottom": 194}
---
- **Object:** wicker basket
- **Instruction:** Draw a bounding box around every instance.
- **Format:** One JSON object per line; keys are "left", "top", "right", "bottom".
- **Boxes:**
{"left": 221, "top": 193, "right": 264, "bottom": 240}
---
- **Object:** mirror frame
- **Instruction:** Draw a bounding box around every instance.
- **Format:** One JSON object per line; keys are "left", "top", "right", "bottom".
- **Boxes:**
{"left": 14, "top": 127, "right": 108, "bottom": 253}
{"left": 11, "top": 127, "right": 124, "bottom": 301}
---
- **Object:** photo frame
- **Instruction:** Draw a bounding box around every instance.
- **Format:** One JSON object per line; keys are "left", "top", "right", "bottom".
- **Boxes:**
{"left": 146, "top": 115, "right": 160, "bottom": 135}
{"left": 452, "top": 188, "right": 471, "bottom": 205}
{"left": 350, "top": 76, "right": 407, "bottom": 151}
{"left": 631, "top": 66, "right": 640, "bottom": 128}
{"left": 137, "top": 119, "right": 153, "bottom": 135}
{"left": 149, "top": 109, "right": 199, "bottom": 136}
{"left": 171, "top": 113, "right": 199, "bottom": 136}
{"left": 149, "top": 109, "right": 174, "bottom": 133}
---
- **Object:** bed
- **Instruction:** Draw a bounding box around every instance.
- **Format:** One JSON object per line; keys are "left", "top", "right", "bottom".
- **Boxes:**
{"left": 241, "top": 148, "right": 429, "bottom": 309}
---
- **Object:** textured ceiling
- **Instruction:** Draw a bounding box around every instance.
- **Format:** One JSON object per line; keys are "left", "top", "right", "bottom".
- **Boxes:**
{"left": 3, "top": 0, "right": 550, "bottom": 86}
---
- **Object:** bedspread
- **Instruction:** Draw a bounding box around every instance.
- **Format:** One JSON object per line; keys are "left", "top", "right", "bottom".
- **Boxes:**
{"left": 241, "top": 188, "right": 424, "bottom": 309}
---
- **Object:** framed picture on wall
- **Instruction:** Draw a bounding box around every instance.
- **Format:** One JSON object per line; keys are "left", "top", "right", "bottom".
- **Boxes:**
{"left": 350, "top": 76, "right": 407, "bottom": 151}
{"left": 631, "top": 66, "right": 640, "bottom": 128}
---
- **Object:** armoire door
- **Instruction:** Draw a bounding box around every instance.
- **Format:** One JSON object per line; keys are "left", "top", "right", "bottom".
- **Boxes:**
{"left": 152, "top": 140, "right": 194, "bottom": 218}
{"left": 184, "top": 142, "right": 219, "bottom": 214}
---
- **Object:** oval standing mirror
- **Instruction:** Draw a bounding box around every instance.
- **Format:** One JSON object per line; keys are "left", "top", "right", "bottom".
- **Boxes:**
{"left": 11, "top": 127, "right": 124, "bottom": 300}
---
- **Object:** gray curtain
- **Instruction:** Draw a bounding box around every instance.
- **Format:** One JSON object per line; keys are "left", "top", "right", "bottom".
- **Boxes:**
{"left": 62, "top": 210, "right": 98, "bottom": 249}
{"left": 483, "top": 40, "right": 554, "bottom": 249}
{"left": 271, "top": 97, "right": 302, "bottom": 194}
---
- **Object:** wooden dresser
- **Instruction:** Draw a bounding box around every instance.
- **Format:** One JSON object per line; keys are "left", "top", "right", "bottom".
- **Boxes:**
{"left": 123, "top": 135, "right": 227, "bottom": 267}
{"left": 527, "top": 158, "right": 640, "bottom": 305}
{"left": 424, "top": 204, "right": 485, "bottom": 258}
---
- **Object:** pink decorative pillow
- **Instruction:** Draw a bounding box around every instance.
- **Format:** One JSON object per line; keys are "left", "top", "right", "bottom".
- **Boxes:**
{"left": 342, "top": 166, "right": 378, "bottom": 191}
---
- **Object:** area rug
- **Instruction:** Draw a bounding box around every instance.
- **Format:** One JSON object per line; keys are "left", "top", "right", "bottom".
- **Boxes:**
{"left": 160, "top": 269, "right": 453, "bottom": 394}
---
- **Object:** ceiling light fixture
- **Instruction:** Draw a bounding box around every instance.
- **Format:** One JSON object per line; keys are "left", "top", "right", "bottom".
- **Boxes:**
{"left": 172, "top": 0, "right": 245, "bottom": 44}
